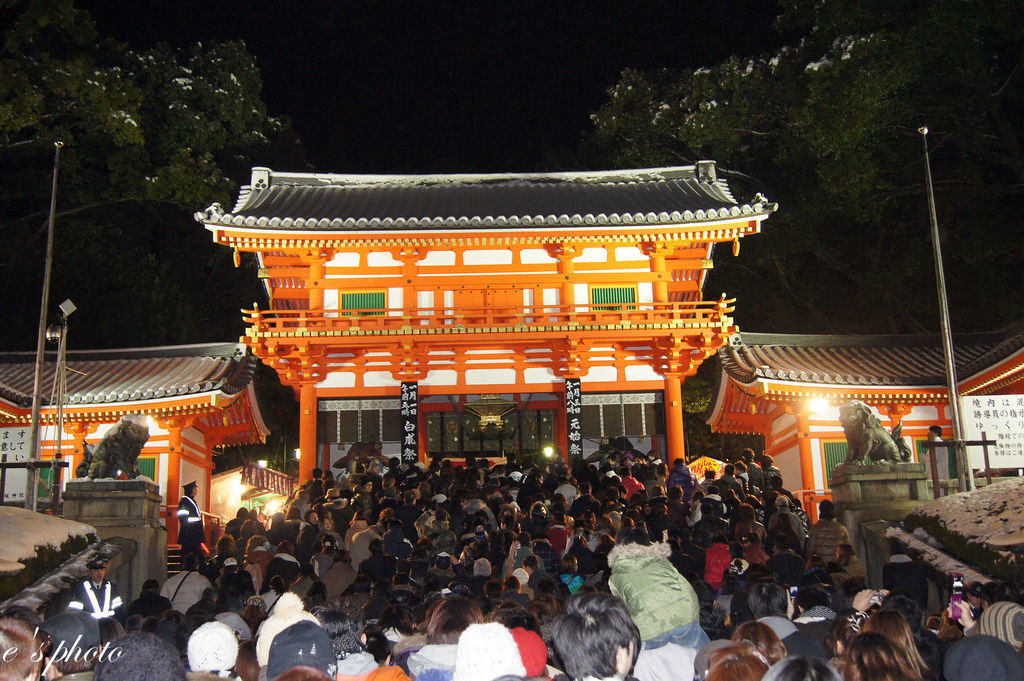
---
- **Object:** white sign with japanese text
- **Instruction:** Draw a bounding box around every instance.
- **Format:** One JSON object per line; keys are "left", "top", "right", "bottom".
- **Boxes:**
{"left": 961, "top": 394, "right": 1024, "bottom": 469}
{"left": 1, "top": 427, "right": 30, "bottom": 502}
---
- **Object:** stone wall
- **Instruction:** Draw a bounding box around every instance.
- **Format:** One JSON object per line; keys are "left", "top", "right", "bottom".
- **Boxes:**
{"left": 62, "top": 479, "right": 166, "bottom": 602}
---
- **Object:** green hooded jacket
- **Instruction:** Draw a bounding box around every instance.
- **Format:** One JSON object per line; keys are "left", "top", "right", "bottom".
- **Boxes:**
{"left": 607, "top": 541, "right": 699, "bottom": 642}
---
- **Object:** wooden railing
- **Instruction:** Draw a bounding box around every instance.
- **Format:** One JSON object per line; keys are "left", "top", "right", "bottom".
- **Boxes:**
{"left": 244, "top": 299, "right": 736, "bottom": 336}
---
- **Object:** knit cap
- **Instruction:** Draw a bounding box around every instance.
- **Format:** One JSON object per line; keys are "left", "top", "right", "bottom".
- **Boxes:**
{"left": 511, "top": 568, "right": 530, "bottom": 587}
{"left": 215, "top": 612, "right": 252, "bottom": 642}
{"left": 94, "top": 632, "right": 185, "bottom": 681}
{"left": 267, "top": 621, "right": 337, "bottom": 681}
{"left": 510, "top": 627, "right": 547, "bottom": 677}
{"left": 472, "top": 558, "right": 492, "bottom": 577}
{"left": 39, "top": 612, "right": 100, "bottom": 655}
{"left": 978, "top": 601, "right": 1024, "bottom": 649}
{"left": 453, "top": 623, "right": 526, "bottom": 681}
{"left": 254, "top": 591, "right": 320, "bottom": 667}
{"left": 944, "top": 635, "right": 1024, "bottom": 681}
{"left": 188, "top": 621, "right": 239, "bottom": 673}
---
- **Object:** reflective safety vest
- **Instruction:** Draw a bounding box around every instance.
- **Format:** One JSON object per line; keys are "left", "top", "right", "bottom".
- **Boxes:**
{"left": 68, "top": 580, "right": 122, "bottom": 619}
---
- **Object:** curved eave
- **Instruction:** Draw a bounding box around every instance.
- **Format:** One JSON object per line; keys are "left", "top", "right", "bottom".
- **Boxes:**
{"left": 0, "top": 390, "right": 243, "bottom": 425}
{"left": 198, "top": 204, "right": 776, "bottom": 232}
{"left": 204, "top": 214, "right": 770, "bottom": 251}
{"left": 754, "top": 379, "right": 948, "bottom": 404}
{"left": 961, "top": 346, "right": 1024, "bottom": 395}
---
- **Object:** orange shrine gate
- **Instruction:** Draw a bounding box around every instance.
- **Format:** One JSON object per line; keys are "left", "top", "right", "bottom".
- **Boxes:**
{"left": 197, "top": 164, "right": 776, "bottom": 480}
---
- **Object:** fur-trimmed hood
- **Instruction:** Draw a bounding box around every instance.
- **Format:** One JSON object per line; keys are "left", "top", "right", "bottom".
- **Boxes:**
{"left": 607, "top": 540, "right": 671, "bottom": 565}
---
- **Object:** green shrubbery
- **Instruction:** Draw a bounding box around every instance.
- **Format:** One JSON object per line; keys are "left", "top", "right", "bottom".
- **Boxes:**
{"left": 0, "top": 534, "right": 95, "bottom": 601}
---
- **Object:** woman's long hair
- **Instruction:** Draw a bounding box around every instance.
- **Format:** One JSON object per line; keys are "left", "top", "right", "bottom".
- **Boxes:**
{"left": 840, "top": 632, "right": 921, "bottom": 681}
{"left": 862, "top": 609, "right": 931, "bottom": 680}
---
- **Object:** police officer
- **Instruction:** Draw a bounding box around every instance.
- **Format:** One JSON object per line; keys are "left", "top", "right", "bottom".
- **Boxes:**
{"left": 177, "top": 480, "right": 206, "bottom": 561}
{"left": 68, "top": 557, "right": 124, "bottom": 622}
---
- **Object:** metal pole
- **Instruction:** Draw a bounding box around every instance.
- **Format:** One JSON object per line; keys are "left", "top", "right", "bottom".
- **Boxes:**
{"left": 918, "top": 128, "right": 973, "bottom": 492}
{"left": 27, "top": 140, "right": 64, "bottom": 512}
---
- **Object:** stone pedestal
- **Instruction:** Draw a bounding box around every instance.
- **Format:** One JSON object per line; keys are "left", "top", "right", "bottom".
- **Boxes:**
{"left": 830, "top": 462, "right": 930, "bottom": 585}
{"left": 63, "top": 479, "right": 166, "bottom": 602}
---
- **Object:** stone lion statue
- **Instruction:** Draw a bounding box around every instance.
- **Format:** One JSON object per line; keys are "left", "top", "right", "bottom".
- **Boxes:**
{"left": 75, "top": 414, "right": 150, "bottom": 479}
{"left": 839, "top": 400, "right": 912, "bottom": 464}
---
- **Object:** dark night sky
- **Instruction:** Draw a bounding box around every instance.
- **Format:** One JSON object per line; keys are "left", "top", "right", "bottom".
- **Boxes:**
{"left": 80, "top": 1, "right": 783, "bottom": 173}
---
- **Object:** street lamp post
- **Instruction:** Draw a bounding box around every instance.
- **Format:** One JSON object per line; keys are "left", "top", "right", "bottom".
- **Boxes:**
{"left": 919, "top": 127, "right": 974, "bottom": 493}
{"left": 26, "top": 141, "right": 64, "bottom": 512}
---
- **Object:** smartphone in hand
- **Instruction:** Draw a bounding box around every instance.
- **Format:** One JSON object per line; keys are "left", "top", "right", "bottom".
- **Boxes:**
{"left": 950, "top": 573, "right": 965, "bottom": 619}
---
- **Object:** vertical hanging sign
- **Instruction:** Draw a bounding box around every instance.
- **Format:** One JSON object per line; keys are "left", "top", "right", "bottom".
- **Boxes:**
{"left": 565, "top": 378, "right": 582, "bottom": 461}
{"left": 400, "top": 382, "right": 419, "bottom": 463}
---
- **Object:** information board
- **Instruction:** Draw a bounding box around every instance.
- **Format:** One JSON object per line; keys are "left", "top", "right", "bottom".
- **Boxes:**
{"left": 961, "top": 394, "right": 1024, "bottom": 469}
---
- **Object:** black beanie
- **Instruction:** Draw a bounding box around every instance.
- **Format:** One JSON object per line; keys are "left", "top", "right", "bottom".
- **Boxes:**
{"left": 93, "top": 632, "right": 185, "bottom": 681}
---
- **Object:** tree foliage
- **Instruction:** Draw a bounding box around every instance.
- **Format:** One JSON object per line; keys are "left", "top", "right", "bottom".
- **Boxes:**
{"left": 590, "top": 0, "right": 1024, "bottom": 334}
{"left": 0, "top": 0, "right": 306, "bottom": 350}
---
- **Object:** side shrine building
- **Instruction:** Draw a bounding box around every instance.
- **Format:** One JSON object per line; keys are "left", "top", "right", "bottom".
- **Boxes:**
{"left": 197, "top": 164, "right": 776, "bottom": 480}
{"left": 706, "top": 326, "right": 1024, "bottom": 493}
{"left": 0, "top": 343, "right": 269, "bottom": 541}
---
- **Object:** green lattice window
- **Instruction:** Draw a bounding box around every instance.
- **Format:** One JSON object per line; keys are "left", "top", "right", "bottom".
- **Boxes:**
{"left": 138, "top": 456, "right": 156, "bottom": 480}
{"left": 591, "top": 286, "right": 636, "bottom": 310}
{"left": 823, "top": 441, "right": 848, "bottom": 486}
{"left": 341, "top": 291, "right": 385, "bottom": 316}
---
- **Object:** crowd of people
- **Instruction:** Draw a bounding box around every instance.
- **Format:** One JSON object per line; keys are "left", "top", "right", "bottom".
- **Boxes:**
{"left": 1, "top": 443, "right": 1023, "bottom": 681}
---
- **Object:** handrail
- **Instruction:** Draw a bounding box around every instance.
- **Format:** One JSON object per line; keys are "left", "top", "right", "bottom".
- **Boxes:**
{"left": 244, "top": 300, "right": 736, "bottom": 335}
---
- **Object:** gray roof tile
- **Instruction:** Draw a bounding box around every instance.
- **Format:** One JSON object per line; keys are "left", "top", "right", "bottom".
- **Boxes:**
{"left": 0, "top": 343, "right": 256, "bottom": 409}
{"left": 196, "top": 165, "right": 776, "bottom": 231}
{"left": 719, "top": 325, "right": 1024, "bottom": 387}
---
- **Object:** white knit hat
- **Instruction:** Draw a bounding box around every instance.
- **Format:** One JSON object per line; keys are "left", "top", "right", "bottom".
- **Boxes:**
{"left": 453, "top": 622, "right": 526, "bottom": 681}
{"left": 254, "top": 592, "right": 319, "bottom": 667}
{"left": 511, "top": 568, "right": 530, "bottom": 587}
{"left": 187, "top": 621, "right": 239, "bottom": 672}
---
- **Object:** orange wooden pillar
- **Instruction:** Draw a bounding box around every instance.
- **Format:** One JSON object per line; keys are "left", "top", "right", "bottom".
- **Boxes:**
{"left": 795, "top": 411, "right": 816, "bottom": 490}
{"left": 299, "top": 381, "right": 317, "bottom": 482}
{"left": 646, "top": 243, "right": 671, "bottom": 304}
{"left": 663, "top": 373, "right": 687, "bottom": 461}
{"left": 67, "top": 422, "right": 95, "bottom": 477}
{"left": 166, "top": 424, "right": 182, "bottom": 544}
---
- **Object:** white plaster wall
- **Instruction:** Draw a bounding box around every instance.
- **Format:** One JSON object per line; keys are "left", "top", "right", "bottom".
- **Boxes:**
{"left": 576, "top": 247, "right": 608, "bottom": 263}
{"left": 582, "top": 366, "right": 618, "bottom": 382}
{"left": 368, "top": 252, "right": 402, "bottom": 267}
{"left": 363, "top": 371, "right": 397, "bottom": 387}
{"left": 625, "top": 365, "right": 663, "bottom": 382}
{"left": 524, "top": 367, "right": 557, "bottom": 383}
{"left": 388, "top": 287, "right": 403, "bottom": 312}
{"left": 615, "top": 247, "right": 647, "bottom": 262}
{"left": 520, "top": 249, "right": 557, "bottom": 264}
{"left": 638, "top": 282, "right": 653, "bottom": 303}
{"left": 323, "top": 289, "right": 338, "bottom": 311}
{"left": 158, "top": 452, "right": 169, "bottom": 500}
{"left": 318, "top": 372, "right": 357, "bottom": 389}
{"left": 466, "top": 368, "right": 516, "bottom": 385}
{"left": 543, "top": 289, "right": 559, "bottom": 307}
{"left": 463, "top": 250, "right": 513, "bottom": 266}
{"left": 574, "top": 284, "right": 588, "bottom": 306}
{"left": 180, "top": 460, "right": 207, "bottom": 510}
{"left": 327, "top": 253, "right": 360, "bottom": 267}
{"left": 420, "top": 370, "right": 458, "bottom": 386}
{"left": 772, "top": 444, "right": 803, "bottom": 491}
{"left": 419, "top": 251, "right": 456, "bottom": 266}
{"left": 772, "top": 413, "right": 797, "bottom": 437}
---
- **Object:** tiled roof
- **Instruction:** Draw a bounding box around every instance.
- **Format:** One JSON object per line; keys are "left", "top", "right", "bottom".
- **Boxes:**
{"left": 195, "top": 163, "right": 776, "bottom": 231}
{"left": 0, "top": 343, "right": 257, "bottom": 409}
{"left": 720, "top": 324, "right": 1024, "bottom": 387}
